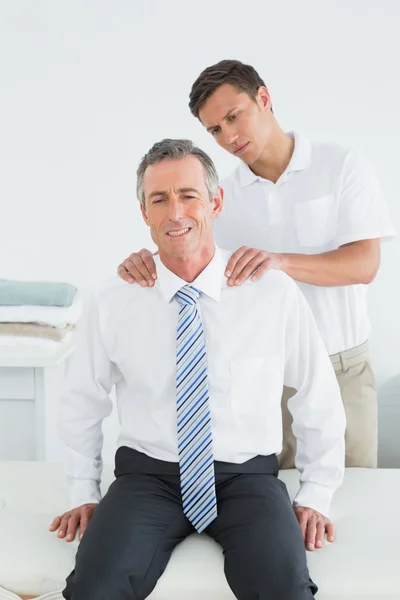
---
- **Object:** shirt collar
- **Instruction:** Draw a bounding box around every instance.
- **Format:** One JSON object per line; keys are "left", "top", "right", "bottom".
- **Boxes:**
{"left": 156, "top": 246, "right": 227, "bottom": 304}
{"left": 237, "top": 131, "right": 313, "bottom": 187}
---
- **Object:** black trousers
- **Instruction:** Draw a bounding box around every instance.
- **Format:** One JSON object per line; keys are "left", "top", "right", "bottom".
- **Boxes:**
{"left": 63, "top": 447, "right": 317, "bottom": 600}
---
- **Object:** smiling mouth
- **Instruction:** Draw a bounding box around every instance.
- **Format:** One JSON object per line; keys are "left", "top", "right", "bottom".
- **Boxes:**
{"left": 167, "top": 227, "right": 191, "bottom": 237}
{"left": 234, "top": 142, "right": 249, "bottom": 154}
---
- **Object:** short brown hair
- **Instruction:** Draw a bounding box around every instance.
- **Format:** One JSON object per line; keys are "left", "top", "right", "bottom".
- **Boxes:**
{"left": 189, "top": 59, "right": 266, "bottom": 119}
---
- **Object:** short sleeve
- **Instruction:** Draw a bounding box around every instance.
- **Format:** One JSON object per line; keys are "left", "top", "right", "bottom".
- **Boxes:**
{"left": 337, "top": 149, "right": 396, "bottom": 247}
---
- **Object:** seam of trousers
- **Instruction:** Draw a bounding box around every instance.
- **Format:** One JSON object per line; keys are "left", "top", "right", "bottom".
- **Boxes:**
{"left": 135, "top": 510, "right": 192, "bottom": 598}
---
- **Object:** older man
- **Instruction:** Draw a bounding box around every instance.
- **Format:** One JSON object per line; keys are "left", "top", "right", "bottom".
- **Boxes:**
{"left": 51, "top": 139, "right": 345, "bottom": 600}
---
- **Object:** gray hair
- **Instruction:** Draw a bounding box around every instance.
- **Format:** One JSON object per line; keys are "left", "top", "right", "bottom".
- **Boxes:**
{"left": 136, "top": 138, "right": 219, "bottom": 209}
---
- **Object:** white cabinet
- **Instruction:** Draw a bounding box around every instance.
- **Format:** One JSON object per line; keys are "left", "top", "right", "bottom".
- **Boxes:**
{"left": 0, "top": 337, "right": 76, "bottom": 462}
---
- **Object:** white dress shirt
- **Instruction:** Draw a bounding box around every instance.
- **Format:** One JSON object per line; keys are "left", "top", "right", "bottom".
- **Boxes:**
{"left": 59, "top": 247, "right": 345, "bottom": 517}
{"left": 215, "top": 133, "right": 396, "bottom": 355}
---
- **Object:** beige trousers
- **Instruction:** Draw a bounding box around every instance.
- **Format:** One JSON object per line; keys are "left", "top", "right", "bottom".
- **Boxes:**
{"left": 278, "top": 340, "right": 377, "bottom": 469}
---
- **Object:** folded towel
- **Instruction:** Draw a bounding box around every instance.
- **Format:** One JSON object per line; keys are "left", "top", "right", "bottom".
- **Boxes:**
{"left": 0, "top": 323, "right": 74, "bottom": 342}
{"left": 0, "top": 586, "right": 64, "bottom": 599}
{"left": 0, "top": 279, "right": 78, "bottom": 307}
{"left": 0, "top": 330, "right": 74, "bottom": 347}
{"left": 0, "top": 291, "right": 82, "bottom": 327}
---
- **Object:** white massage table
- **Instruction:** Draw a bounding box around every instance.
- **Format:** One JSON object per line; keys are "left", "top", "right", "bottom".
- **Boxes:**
{"left": 0, "top": 463, "right": 398, "bottom": 600}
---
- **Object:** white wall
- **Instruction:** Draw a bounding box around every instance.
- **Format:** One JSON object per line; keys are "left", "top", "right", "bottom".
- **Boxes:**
{"left": 1, "top": 1, "right": 399, "bottom": 460}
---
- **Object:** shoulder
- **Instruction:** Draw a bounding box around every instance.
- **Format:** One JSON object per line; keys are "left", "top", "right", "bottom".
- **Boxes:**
{"left": 240, "top": 269, "right": 298, "bottom": 304}
{"left": 310, "top": 139, "right": 352, "bottom": 170}
{"left": 311, "top": 140, "right": 373, "bottom": 177}
{"left": 91, "top": 275, "right": 146, "bottom": 309}
{"left": 220, "top": 166, "right": 241, "bottom": 192}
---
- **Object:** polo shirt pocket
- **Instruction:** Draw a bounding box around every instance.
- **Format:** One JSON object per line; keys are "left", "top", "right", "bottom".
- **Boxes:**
{"left": 295, "top": 194, "right": 336, "bottom": 247}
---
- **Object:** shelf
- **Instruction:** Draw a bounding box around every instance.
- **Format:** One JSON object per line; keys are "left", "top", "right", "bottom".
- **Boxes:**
{"left": 0, "top": 333, "right": 77, "bottom": 368}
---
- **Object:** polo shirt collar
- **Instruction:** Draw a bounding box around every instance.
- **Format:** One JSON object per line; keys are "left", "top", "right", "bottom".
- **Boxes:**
{"left": 156, "top": 245, "right": 226, "bottom": 303}
{"left": 237, "top": 131, "right": 312, "bottom": 187}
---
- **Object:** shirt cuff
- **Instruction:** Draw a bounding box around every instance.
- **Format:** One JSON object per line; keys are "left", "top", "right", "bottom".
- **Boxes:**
{"left": 68, "top": 478, "right": 102, "bottom": 509}
{"left": 293, "top": 481, "right": 335, "bottom": 517}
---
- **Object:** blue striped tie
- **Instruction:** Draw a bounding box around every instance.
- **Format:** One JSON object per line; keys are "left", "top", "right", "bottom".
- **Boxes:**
{"left": 175, "top": 285, "right": 217, "bottom": 533}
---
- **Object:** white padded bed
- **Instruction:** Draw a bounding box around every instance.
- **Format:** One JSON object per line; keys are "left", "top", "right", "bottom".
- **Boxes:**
{"left": 0, "top": 463, "right": 399, "bottom": 600}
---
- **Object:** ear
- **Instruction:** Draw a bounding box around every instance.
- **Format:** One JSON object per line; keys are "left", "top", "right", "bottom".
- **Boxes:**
{"left": 210, "top": 186, "right": 224, "bottom": 221}
{"left": 140, "top": 202, "right": 150, "bottom": 226}
{"left": 257, "top": 86, "right": 272, "bottom": 111}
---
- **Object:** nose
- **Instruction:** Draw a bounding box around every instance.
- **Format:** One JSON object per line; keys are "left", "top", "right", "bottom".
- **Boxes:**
{"left": 225, "top": 130, "right": 239, "bottom": 147}
{"left": 168, "top": 198, "right": 184, "bottom": 222}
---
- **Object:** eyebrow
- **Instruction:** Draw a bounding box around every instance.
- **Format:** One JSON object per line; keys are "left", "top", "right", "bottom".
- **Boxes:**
{"left": 206, "top": 107, "right": 239, "bottom": 133}
{"left": 148, "top": 187, "right": 200, "bottom": 199}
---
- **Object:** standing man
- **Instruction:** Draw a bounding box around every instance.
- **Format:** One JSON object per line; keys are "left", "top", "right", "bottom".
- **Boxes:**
{"left": 52, "top": 139, "right": 345, "bottom": 599}
{"left": 118, "top": 59, "right": 395, "bottom": 468}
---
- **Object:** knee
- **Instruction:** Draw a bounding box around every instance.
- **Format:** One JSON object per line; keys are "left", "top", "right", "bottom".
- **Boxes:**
{"left": 63, "top": 568, "right": 141, "bottom": 600}
{"left": 63, "top": 568, "right": 116, "bottom": 600}
{"left": 268, "top": 567, "right": 316, "bottom": 600}
{"left": 63, "top": 560, "right": 160, "bottom": 600}
{"left": 229, "top": 563, "right": 316, "bottom": 600}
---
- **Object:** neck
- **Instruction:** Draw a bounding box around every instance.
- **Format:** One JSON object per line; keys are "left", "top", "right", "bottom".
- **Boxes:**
{"left": 250, "top": 126, "right": 295, "bottom": 183}
{"left": 159, "top": 243, "right": 215, "bottom": 283}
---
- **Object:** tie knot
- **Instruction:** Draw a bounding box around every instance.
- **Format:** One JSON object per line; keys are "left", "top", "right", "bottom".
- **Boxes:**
{"left": 176, "top": 285, "right": 201, "bottom": 306}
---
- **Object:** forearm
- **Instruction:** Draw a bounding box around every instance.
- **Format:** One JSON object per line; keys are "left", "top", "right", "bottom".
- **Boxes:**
{"left": 290, "top": 384, "right": 346, "bottom": 515}
{"left": 285, "top": 287, "right": 346, "bottom": 515}
{"left": 278, "top": 241, "right": 380, "bottom": 287}
{"left": 59, "top": 405, "right": 105, "bottom": 507}
{"left": 58, "top": 290, "right": 116, "bottom": 507}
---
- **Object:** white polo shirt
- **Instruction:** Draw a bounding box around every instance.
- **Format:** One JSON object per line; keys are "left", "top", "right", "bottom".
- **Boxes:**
{"left": 214, "top": 132, "right": 396, "bottom": 356}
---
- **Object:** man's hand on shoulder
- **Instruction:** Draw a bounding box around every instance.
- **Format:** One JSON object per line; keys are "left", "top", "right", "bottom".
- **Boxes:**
{"left": 294, "top": 506, "right": 335, "bottom": 552}
{"left": 225, "top": 246, "right": 283, "bottom": 286}
{"left": 49, "top": 503, "right": 98, "bottom": 542}
{"left": 117, "top": 248, "right": 158, "bottom": 286}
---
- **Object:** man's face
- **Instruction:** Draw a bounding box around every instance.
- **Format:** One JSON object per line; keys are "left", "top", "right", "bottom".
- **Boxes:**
{"left": 199, "top": 83, "right": 273, "bottom": 166}
{"left": 141, "top": 155, "right": 223, "bottom": 259}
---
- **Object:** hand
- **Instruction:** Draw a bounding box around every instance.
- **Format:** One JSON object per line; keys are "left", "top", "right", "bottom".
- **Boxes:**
{"left": 294, "top": 506, "right": 335, "bottom": 551}
{"left": 225, "top": 246, "right": 283, "bottom": 286}
{"left": 117, "top": 249, "right": 158, "bottom": 286}
{"left": 49, "top": 503, "right": 98, "bottom": 542}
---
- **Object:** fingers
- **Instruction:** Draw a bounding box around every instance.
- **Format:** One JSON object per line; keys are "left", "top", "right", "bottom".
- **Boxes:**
{"left": 124, "top": 258, "right": 153, "bottom": 287}
{"left": 57, "top": 515, "right": 70, "bottom": 539}
{"left": 326, "top": 521, "right": 336, "bottom": 543}
{"left": 141, "top": 252, "right": 157, "bottom": 281}
{"left": 295, "top": 507, "right": 335, "bottom": 551}
{"left": 225, "top": 247, "right": 248, "bottom": 280}
{"left": 50, "top": 504, "right": 98, "bottom": 543}
{"left": 77, "top": 504, "right": 97, "bottom": 540}
{"left": 232, "top": 255, "right": 270, "bottom": 286}
{"left": 315, "top": 520, "right": 325, "bottom": 548}
{"left": 78, "top": 513, "right": 90, "bottom": 541}
{"left": 117, "top": 250, "right": 158, "bottom": 287}
{"left": 305, "top": 514, "right": 318, "bottom": 551}
{"left": 250, "top": 262, "right": 271, "bottom": 282}
{"left": 226, "top": 249, "right": 269, "bottom": 286}
{"left": 296, "top": 510, "right": 308, "bottom": 542}
{"left": 65, "top": 515, "right": 80, "bottom": 542}
{"left": 117, "top": 264, "right": 135, "bottom": 284}
{"left": 49, "top": 516, "right": 61, "bottom": 532}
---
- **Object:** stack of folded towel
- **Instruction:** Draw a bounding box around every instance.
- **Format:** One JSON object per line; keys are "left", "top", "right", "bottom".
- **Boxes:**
{"left": 0, "top": 279, "right": 82, "bottom": 347}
